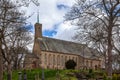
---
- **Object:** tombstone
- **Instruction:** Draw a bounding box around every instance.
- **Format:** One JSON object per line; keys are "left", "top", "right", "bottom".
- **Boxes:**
{"left": 18, "top": 72, "right": 22, "bottom": 80}
{"left": 35, "top": 73, "right": 39, "bottom": 80}
{"left": 74, "top": 73, "right": 83, "bottom": 80}
{"left": 41, "top": 69, "right": 45, "bottom": 80}
{"left": 56, "top": 70, "right": 60, "bottom": 80}
{"left": 23, "top": 70, "right": 27, "bottom": 80}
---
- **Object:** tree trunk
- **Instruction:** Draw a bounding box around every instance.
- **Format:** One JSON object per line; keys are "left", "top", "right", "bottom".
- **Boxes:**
{"left": 107, "top": 22, "right": 113, "bottom": 77}
{"left": 105, "top": 53, "right": 108, "bottom": 73}
{"left": 107, "top": 39, "right": 112, "bottom": 76}
{"left": 7, "top": 63, "right": 12, "bottom": 80}
{"left": 0, "top": 50, "right": 3, "bottom": 80}
{"left": 13, "top": 57, "right": 18, "bottom": 70}
{"left": 0, "top": 36, "right": 3, "bottom": 80}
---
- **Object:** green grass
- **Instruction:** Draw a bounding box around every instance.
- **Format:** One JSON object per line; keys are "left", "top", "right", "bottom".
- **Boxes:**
{"left": 4, "top": 69, "right": 105, "bottom": 80}
{"left": 3, "top": 69, "right": 78, "bottom": 80}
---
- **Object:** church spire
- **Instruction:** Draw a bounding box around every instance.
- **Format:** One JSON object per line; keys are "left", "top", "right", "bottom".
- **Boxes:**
{"left": 37, "top": 10, "right": 39, "bottom": 23}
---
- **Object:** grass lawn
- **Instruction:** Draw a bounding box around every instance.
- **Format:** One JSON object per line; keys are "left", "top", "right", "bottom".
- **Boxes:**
{"left": 3, "top": 69, "right": 78, "bottom": 80}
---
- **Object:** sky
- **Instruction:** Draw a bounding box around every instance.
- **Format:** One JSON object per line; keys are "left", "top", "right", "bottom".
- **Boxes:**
{"left": 17, "top": 0, "right": 78, "bottom": 50}
{"left": 21, "top": 0, "right": 77, "bottom": 40}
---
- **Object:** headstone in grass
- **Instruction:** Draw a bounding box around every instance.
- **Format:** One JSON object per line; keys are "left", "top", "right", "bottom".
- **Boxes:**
{"left": 35, "top": 73, "right": 40, "bottom": 80}
{"left": 23, "top": 70, "right": 27, "bottom": 80}
{"left": 18, "top": 72, "right": 22, "bottom": 80}
{"left": 74, "top": 72, "right": 84, "bottom": 80}
{"left": 41, "top": 69, "right": 45, "bottom": 80}
{"left": 56, "top": 70, "right": 61, "bottom": 80}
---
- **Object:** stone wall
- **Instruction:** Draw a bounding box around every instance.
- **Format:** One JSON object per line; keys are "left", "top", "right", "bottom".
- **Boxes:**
{"left": 40, "top": 51, "right": 80, "bottom": 69}
{"left": 24, "top": 50, "right": 102, "bottom": 70}
{"left": 37, "top": 51, "right": 102, "bottom": 70}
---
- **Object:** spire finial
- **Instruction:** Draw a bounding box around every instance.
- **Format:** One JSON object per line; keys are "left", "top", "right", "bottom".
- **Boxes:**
{"left": 36, "top": 3, "right": 40, "bottom": 23}
{"left": 37, "top": 10, "right": 39, "bottom": 23}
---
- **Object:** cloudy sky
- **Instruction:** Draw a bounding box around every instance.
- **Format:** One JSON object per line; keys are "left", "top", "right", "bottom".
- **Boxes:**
{"left": 13, "top": 0, "right": 79, "bottom": 50}
{"left": 20, "top": 0, "right": 78, "bottom": 41}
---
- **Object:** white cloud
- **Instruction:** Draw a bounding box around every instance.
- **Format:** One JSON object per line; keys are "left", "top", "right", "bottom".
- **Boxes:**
{"left": 22, "top": 0, "right": 75, "bottom": 30}
{"left": 26, "top": 32, "right": 34, "bottom": 51}
{"left": 56, "top": 0, "right": 75, "bottom": 7}
{"left": 21, "top": 0, "right": 77, "bottom": 50}
{"left": 53, "top": 22, "right": 78, "bottom": 41}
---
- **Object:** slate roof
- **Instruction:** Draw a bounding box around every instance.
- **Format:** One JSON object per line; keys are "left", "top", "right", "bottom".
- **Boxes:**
{"left": 39, "top": 37, "right": 100, "bottom": 59}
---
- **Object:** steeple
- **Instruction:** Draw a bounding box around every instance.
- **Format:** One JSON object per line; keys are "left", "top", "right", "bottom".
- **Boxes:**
{"left": 33, "top": 10, "right": 42, "bottom": 60}
{"left": 34, "top": 10, "right": 42, "bottom": 39}
{"left": 37, "top": 11, "right": 39, "bottom": 23}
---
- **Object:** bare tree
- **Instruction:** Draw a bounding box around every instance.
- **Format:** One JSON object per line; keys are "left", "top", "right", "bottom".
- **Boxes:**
{"left": 2, "top": 27, "right": 33, "bottom": 70}
{"left": 0, "top": 0, "right": 39, "bottom": 79}
{"left": 0, "top": 0, "right": 26, "bottom": 79}
{"left": 11, "top": 28, "right": 33, "bottom": 70}
{"left": 65, "top": 0, "right": 120, "bottom": 76}
{"left": 14, "top": 0, "right": 40, "bottom": 7}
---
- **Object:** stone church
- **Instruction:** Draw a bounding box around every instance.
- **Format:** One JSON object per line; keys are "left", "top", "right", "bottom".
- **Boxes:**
{"left": 24, "top": 22, "right": 103, "bottom": 70}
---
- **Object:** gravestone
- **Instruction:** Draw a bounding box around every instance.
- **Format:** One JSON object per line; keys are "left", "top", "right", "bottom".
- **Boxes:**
{"left": 23, "top": 70, "right": 27, "bottom": 80}
{"left": 18, "top": 72, "right": 22, "bottom": 80}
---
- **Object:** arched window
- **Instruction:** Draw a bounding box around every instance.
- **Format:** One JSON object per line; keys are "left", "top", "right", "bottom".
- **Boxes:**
{"left": 57, "top": 55, "right": 60, "bottom": 65}
{"left": 90, "top": 61, "right": 92, "bottom": 68}
{"left": 48, "top": 54, "right": 51, "bottom": 65}
{"left": 76, "top": 57, "right": 77, "bottom": 63}
{"left": 69, "top": 56, "right": 71, "bottom": 60}
{"left": 53, "top": 55, "right": 55, "bottom": 65}
{"left": 72, "top": 57, "right": 75, "bottom": 61}
{"left": 65, "top": 56, "right": 67, "bottom": 63}
{"left": 39, "top": 54, "right": 42, "bottom": 64}
{"left": 86, "top": 60, "right": 88, "bottom": 66}
{"left": 95, "top": 65, "right": 97, "bottom": 70}
{"left": 44, "top": 54, "right": 47, "bottom": 64}
{"left": 51, "top": 55, "right": 53, "bottom": 66}
{"left": 88, "top": 60, "right": 91, "bottom": 68}
{"left": 61, "top": 56, "right": 63, "bottom": 66}
{"left": 62, "top": 56, "right": 65, "bottom": 66}
{"left": 32, "top": 61, "right": 37, "bottom": 68}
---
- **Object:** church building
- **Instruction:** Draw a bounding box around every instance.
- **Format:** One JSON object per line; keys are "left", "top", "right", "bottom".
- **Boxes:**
{"left": 24, "top": 22, "right": 103, "bottom": 70}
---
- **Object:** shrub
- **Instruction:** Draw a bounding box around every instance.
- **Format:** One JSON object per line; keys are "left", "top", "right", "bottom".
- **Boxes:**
{"left": 89, "top": 69, "right": 93, "bottom": 74}
{"left": 117, "top": 74, "right": 120, "bottom": 80}
{"left": 94, "top": 71, "right": 104, "bottom": 76}
{"left": 65, "top": 59, "right": 77, "bottom": 69}
{"left": 112, "top": 74, "right": 117, "bottom": 80}
{"left": 86, "top": 69, "right": 95, "bottom": 79}
{"left": 103, "top": 73, "right": 107, "bottom": 80}
{"left": 108, "top": 77, "right": 112, "bottom": 80}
